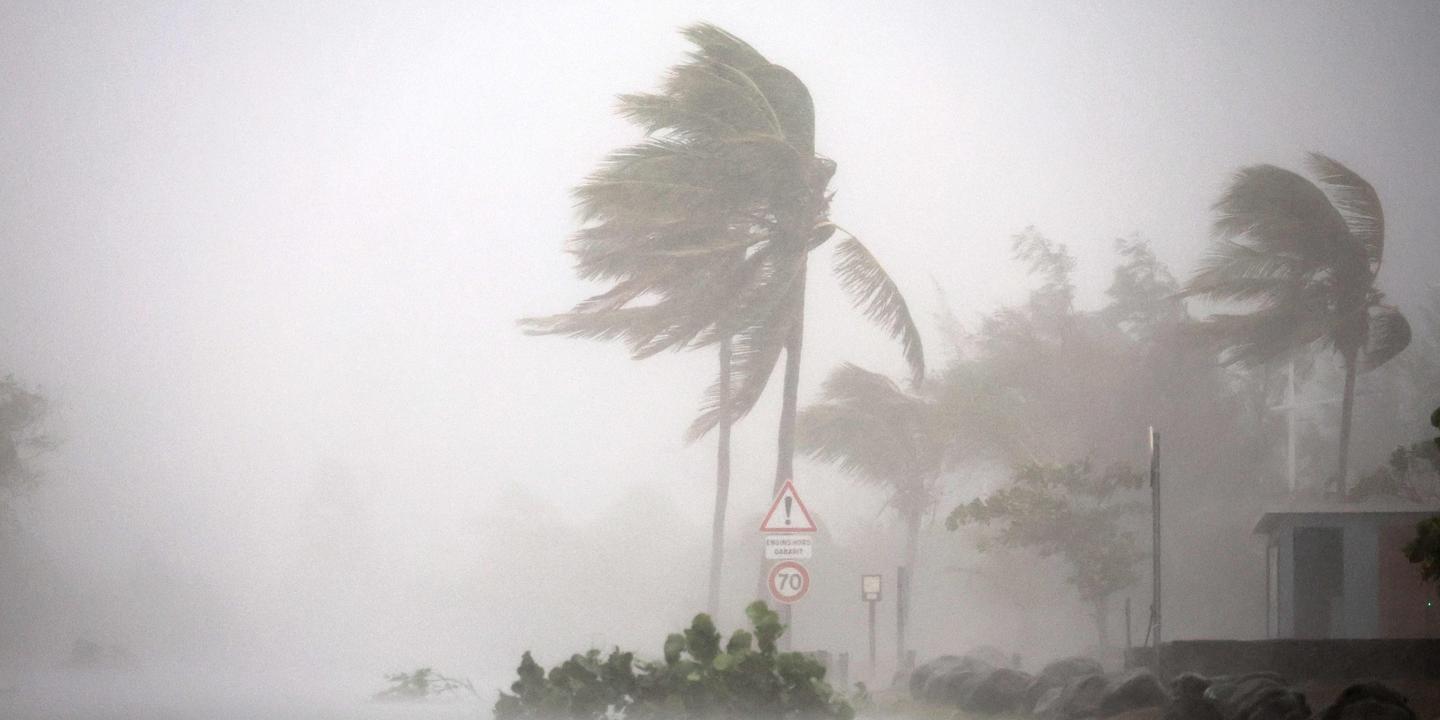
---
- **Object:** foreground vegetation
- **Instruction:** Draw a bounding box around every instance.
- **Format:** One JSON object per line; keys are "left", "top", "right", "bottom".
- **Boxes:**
{"left": 495, "top": 602, "right": 853, "bottom": 720}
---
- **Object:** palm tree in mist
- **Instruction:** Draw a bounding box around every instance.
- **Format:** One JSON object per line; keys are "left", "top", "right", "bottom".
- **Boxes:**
{"left": 521, "top": 25, "right": 923, "bottom": 613}
{"left": 1182, "top": 153, "right": 1410, "bottom": 495}
{"left": 798, "top": 365, "right": 945, "bottom": 572}
{"left": 798, "top": 363, "right": 1020, "bottom": 570}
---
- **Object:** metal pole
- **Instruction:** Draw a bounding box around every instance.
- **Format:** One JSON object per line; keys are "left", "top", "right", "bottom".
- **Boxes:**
{"left": 1264, "top": 540, "right": 1273, "bottom": 639}
{"left": 867, "top": 599, "right": 877, "bottom": 682}
{"left": 1124, "top": 596, "right": 1132, "bottom": 664}
{"left": 782, "top": 603, "right": 793, "bottom": 652}
{"left": 1149, "top": 427, "right": 1162, "bottom": 674}
{"left": 1287, "top": 361, "right": 1297, "bottom": 493}
{"left": 896, "top": 566, "right": 908, "bottom": 671}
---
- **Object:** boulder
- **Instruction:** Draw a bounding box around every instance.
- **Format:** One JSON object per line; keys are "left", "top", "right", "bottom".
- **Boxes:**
{"left": 911, "top": 656, "right": 965, "bottom": 699}
{"left": 1166, "top": 673, "right": 1222, "bottom": 720}
{"left": 966, "top": 645, "right": 1012, "bottom": 669}
{"left": 1034, "top": 686, "right": 1065, "bottom": 719}
{"left": 1316, "top": 682, "right": 1416, "bottom": 720}
{"left": 1206, "top": 674, "right": 1309, "bottom": 720}
{"left": 924, "top": 669, "right": 979, "bottom": 706}
{"left": 962, "top": 667, "right": 1035, "bottom": 715}
{"left": 1028, "top": 657, "right": 1105, "bottom": 712}
{"left": 1100, "top": 669, "right": 1170, "bottom": 718}
{"left": 912, "top": 655, "right": 996, "bottom": 699}
{"left": 1041, "top": 657, "right": 1106, "bottom": 687}
{"left": 1038, "top": 673, "right": 1110, "bottom": 720}
{"left": 1107, "top": 709, "right": 1165, "bottom": 720}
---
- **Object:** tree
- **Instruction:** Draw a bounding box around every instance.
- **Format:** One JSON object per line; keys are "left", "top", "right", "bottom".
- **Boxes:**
{"left": 1400, "top": 406, "right": 1440, "bottom": 596}
{"left": 797, "top": 364, "right": 944, "bottom": 573}
{"left": 797, "top": 362, "right": 1017, "bottom": 572}
{"left": 946, "top": 460, "right": 1146, "bottom": 650}
{"left": 1404, "top": 516, "right": 1440, "bottom": 595}
{"left": 0, "top": 375, "right": 52, "bottom": 525}
{"left": 522, "top": 25, "right": 923, "bottom": 610}
{"left": 1181, "top": 154, "right": 1411, "bottom": 494}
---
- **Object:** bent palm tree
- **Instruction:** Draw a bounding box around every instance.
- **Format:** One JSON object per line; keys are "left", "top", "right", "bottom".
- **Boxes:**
{"left": 797, "top": 365, "right": 946, "bottom": 572}
{"left": 798, "top": 362, "right": 1018, "bottom": 571}
{"left": 1182, "top": 153, "right": 1410, "bottom": 494}
{"left": 521, "top": 25, "right": 923, "bottom": 612}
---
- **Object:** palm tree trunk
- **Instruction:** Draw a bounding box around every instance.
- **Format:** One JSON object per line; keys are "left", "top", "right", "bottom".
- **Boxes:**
{"left": 759, "top": 260, "right": 807, "bottom": 626}
{"left": 903, "top": 508, "right": 921, "bottom": 576}
{"left": 773, "top": 260, "right": 808, "bottom": 495}
{"left": 902, "top": 506, "right": 921, "bottom": 659}
{"left": 1335, "top": 348, "right": 1359, "bottom": 497}
{"left": 707, "top": 336, "right": 733, "bottom": 617}
{"left": 1093, "top": 597, "right": 1110, "bottom": 653}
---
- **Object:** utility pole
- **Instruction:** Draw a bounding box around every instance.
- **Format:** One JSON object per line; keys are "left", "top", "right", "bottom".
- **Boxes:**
{"left": 1287, "top": 362, "right": 1297, "bottom": 492}
{"left": 896, "top": 566, "right": 909, "bottom": 673}
{"left": 1149, "top": 427, "right": 1162, "bottom": 674}
{"left": 862, "top": 574, "right": 881, "bottom": 682}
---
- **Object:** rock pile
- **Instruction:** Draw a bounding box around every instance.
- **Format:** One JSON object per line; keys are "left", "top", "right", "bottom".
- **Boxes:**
{"left": 906, "top": 654, "right": 1422, "bottom": 720}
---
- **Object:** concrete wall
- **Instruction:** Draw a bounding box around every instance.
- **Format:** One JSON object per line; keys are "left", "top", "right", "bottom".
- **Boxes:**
{"left": 1339, "top": 521, "right": 1379, "bottom": 638}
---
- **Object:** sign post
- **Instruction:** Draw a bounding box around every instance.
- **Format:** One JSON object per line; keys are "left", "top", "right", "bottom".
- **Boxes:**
{"left": 862, "top": 574, "right": 881, "bottom": 680}
{"left": 896, "top": 566, "right": 909, "bottom": 673}
{"left": 761, "top": 480, "right": 817, "bottom": 647}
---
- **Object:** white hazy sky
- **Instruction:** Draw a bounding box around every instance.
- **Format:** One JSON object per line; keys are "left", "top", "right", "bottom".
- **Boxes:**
{"left": 3, "top": 0, "right": 1440, "bottom": 707}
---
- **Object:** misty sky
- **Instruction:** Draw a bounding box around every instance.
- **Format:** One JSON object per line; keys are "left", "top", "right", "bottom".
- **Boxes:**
{"left": 4, "top": 0, "right": 1440, "bottom": 704}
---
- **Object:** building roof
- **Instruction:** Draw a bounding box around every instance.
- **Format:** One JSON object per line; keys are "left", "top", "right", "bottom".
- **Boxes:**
{"left": 1254, "top": 499, "right": 1439, "bottom": 534}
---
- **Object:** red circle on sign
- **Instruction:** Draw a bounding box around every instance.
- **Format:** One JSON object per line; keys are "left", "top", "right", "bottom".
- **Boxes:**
{"left": 767, "top": 560, "right": 810, "bottom": 604}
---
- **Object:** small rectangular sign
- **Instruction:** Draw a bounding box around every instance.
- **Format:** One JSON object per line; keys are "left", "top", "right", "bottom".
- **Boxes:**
{"left": 765, "top": 535, "right": 813, "bottom": 559}
{"left": 862, "top": 574, "right": 882, "bottom": 601}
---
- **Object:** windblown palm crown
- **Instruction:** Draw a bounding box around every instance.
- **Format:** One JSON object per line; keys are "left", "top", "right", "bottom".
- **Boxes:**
{"left": 522, "top": 24, "right": 923, "bottom": 440}
{"left": 1182, "top": 153, "right": 1410, "bottom": 489}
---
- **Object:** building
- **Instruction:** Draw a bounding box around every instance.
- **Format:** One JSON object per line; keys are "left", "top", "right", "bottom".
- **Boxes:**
{"left": 1257, "top": 503, "right": 1439, "bottom": 639}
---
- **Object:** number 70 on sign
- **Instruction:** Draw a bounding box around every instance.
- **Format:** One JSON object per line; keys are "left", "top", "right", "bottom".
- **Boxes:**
{"left": 767, "top": 560, "right": 810, "bottom": 604}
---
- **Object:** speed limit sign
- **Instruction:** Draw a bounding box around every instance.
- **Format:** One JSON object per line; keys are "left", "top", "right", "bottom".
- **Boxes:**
{"left": 767, "top": 560, "right": 810, "bottom": 604}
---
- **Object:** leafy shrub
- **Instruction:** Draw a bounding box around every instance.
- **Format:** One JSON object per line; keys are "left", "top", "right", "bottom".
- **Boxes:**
{"left": 1404, "top": 515, "right": 1440, "bottom": 592}
{"left": 495, "top": 601, "right": 853, "bottom": 720}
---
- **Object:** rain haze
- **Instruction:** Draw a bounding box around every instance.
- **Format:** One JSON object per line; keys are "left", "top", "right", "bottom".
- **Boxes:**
{"left": 3, "top": 2, "right": 1440, "bottom": 719}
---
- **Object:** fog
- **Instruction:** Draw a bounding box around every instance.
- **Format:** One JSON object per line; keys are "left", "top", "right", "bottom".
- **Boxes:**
{"left": 3, "top": 2, "right": 1440, "bottom": 718}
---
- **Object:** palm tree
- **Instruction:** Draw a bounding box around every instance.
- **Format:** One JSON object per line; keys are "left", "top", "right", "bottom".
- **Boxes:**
{"left": 1182, "top": 153, "right": 1410, "bottom": 494}
{"left": 798, "top": 363, "right": 1018, "bottom": 571}
{"left": 521, "top": 25, "right": 923, "bottom": 612}
{"left": 797, "top": 365, "right": 946, "bottom": 572}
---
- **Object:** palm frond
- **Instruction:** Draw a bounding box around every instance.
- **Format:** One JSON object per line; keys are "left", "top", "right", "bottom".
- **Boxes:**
{"left": 517, "top": 306, "right": 668, "bottom": 347}
{"left": 832, "top": 236, "right": 925, "bottom": 386}
{"left": 1307, "top": 152, "right": 1384, "bottom": 276}
{"left": 568, "top": 219, "right": 760, "bottom": 283}
{"left": 1360, "top": 303, "right": 1411, "bottom": 372}
{"left": 816, "top": 363, "right": 919, "bottom": 409}
{"left": 797, "top": 364, "right": 934, "bottom": 484}
{"left": 633, "top": 241, "right": 793, "bottom": 358}
{"left": 680, "top": 23, "right": 769, "bottom": 70}
{"left": 1199, "top": 304, "right": 1332, "bottom": 368}
{"left": 1181, "top": 238, "right": 1306, "bottom": 302}
{"left": 616, "top": 91, "right": 744, "bottom": 140}
{"left": 1211, "top": 164, "right": 1351, "bottom": 264}
{"left": 685, "top": 293, "right": 796, "bottom": 441}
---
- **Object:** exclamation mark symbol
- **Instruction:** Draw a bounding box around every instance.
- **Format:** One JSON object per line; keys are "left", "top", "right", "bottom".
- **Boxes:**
{"left": 783, "top": 496, "right": 793, "bottom": 526}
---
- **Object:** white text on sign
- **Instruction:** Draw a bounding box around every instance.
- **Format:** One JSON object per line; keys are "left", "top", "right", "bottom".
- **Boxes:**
{"left": 764, "top": 535, "right": 813, "bottom": 560}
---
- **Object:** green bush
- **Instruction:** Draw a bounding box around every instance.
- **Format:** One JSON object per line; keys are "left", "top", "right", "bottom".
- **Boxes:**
{"left": 495, "top": 601, "right": 853, "bottom": 720}
{"left": 1404, "top": 515, "right": 1440, "bottom": 592}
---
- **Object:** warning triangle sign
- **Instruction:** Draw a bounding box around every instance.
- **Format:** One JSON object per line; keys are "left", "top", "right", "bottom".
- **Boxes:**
{"left": 760, "top": 480, "right": 817, "bottom": 533}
